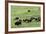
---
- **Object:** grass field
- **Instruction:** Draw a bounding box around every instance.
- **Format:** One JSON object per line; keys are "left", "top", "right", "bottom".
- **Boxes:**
{"left": 11, "top": 6, "right": 41, "bottom": 28}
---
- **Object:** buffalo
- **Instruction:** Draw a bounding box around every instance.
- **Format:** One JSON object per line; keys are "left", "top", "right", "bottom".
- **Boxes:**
{"left": 35, "top": 16, "right": 40, "bottom": 22}
{"left": 15, "top": 19, "right": 22, "bottom": 25}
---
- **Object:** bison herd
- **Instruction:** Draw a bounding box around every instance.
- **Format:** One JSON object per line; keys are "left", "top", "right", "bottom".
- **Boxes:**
{"left": 14, "top": 16, "right": 41, "bottom": 26}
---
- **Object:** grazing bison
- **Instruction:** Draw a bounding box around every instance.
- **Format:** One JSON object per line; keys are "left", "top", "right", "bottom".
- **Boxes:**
{"left": 35, "top": 16, "right": 40, "bottom": 22}
{"left": 23, "top": 19, "right": 29, "bottom": 22}
{"left": 15, "top": 19, "right": 22, "bottom": 25}
{"left": 30, "top": 17, "right": 35, "bottom": 22}
{"left": 23, "top": 17, "right": 35, "bottom": 23}
{"left": 23, "top": 18, "right": 32, "bottom": 23}
{"left": 37, "top": 16, "right": 41, "bottom": 21}
{"left": 35, "top": 18, "right": 38, "bottom": 21}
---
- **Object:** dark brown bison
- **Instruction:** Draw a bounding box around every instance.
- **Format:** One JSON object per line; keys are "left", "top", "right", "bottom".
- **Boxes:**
{"left": 15, "top": 19, "right": 22, "bottom": 25}
{"left": 35, "top": 16, "right": 41, "bottom": 22}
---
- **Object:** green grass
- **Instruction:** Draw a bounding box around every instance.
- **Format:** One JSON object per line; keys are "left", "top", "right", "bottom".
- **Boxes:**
{"left": 11, "top": 6, "right": 41, "bottom": 28}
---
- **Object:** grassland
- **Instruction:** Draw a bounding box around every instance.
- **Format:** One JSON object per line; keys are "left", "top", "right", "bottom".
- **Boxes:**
{"left": 11, "top": 6, "right": 41, "bottom": 28}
